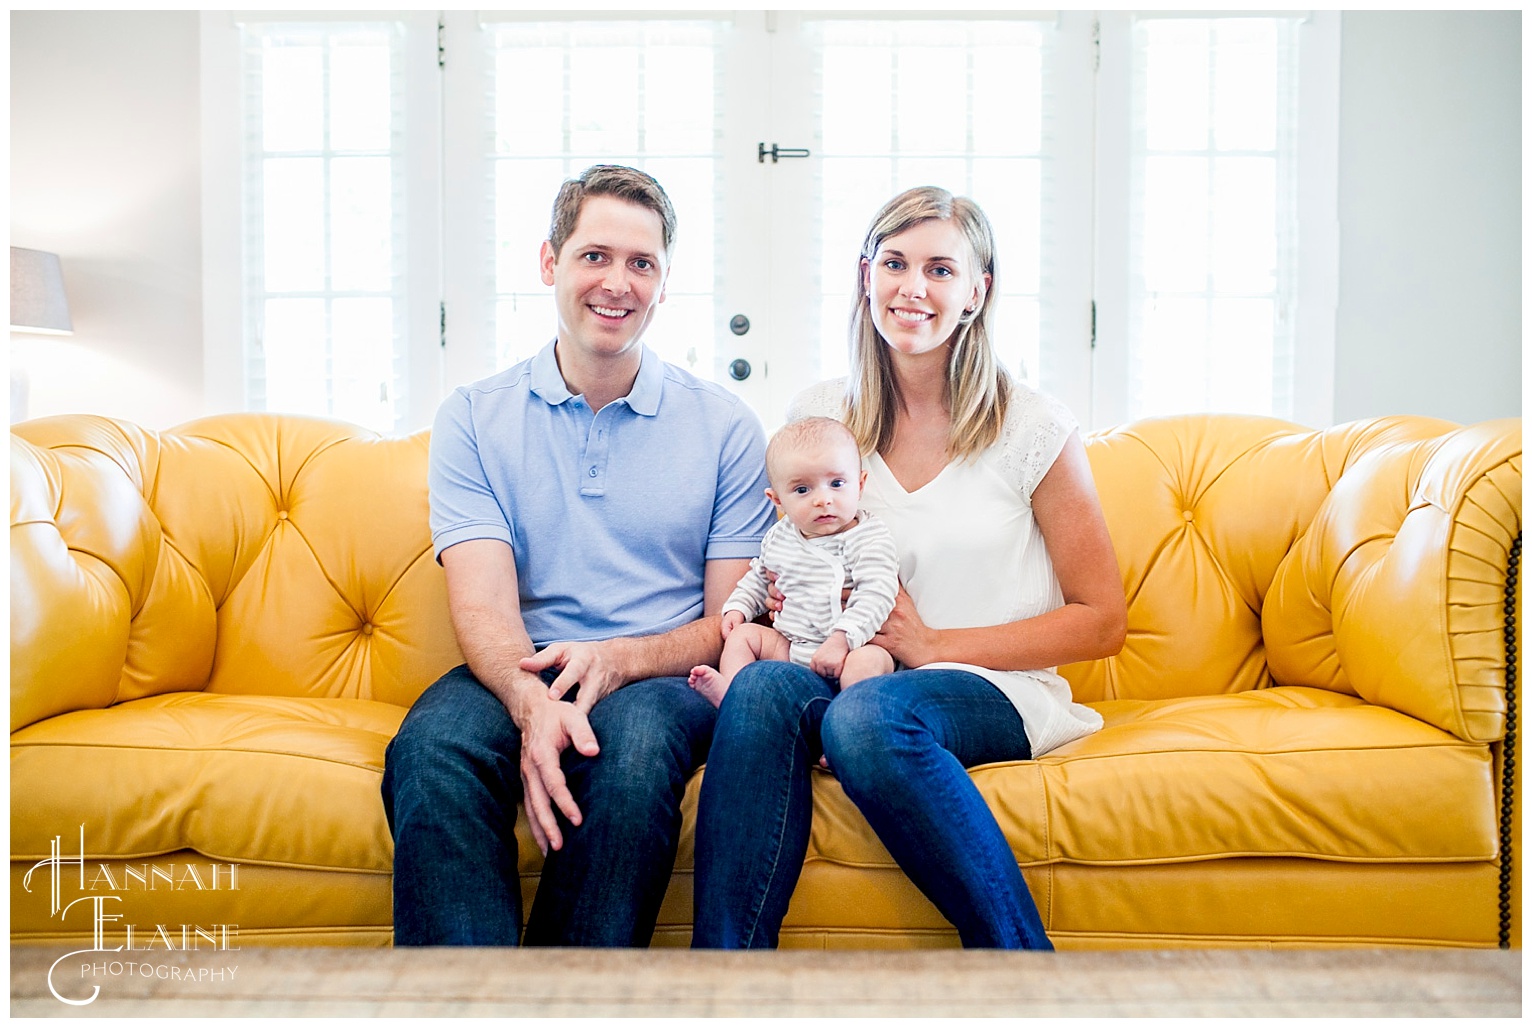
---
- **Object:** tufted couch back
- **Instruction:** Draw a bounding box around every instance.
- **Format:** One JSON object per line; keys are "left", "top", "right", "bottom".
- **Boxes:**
{"left": 11, "top": 414, "right": 462, "bottom": 733}
{"left": 1061, "top": 414, "right": 1520, "bottom": 746}
{"left": 11, "top": 411, "right": 1520, "bottom": 744}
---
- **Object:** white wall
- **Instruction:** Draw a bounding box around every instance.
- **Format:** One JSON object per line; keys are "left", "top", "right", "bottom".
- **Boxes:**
{"left": 9, "top": 11, "right": 1523, "bottom": 430}
{"left": 10, "top": 11, "right": 204, "bottom": 428}
{"left": 1335, "top": 10, "right": 1522, "bottom": 425}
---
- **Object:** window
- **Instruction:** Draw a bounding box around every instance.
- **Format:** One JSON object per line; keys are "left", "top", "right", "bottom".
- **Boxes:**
{"left": 204, "top": 11, "right": 1338, "bottom": 433}
{"left": 239, "top": 21, "right": 407, "bottom": 433}
{"left": 1129, "top": 17, "right": 1299, "bottom": 420}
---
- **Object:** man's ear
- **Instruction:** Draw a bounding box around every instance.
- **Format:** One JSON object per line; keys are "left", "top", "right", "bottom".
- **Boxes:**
{"left": 539, "top": 240, "right": 557, "bottom": 287}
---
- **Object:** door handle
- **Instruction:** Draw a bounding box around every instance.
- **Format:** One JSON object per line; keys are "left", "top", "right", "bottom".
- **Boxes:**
{"left": 758, "top": 143, "right": 812, "bottom": 164}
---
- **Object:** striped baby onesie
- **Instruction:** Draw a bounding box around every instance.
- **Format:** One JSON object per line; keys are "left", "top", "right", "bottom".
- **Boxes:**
{"left": 722, "top": 510, "right": 900, "bottom": 666}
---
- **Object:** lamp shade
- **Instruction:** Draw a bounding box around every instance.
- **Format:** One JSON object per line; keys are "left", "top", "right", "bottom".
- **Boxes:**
{"left": 10, "top": 247, "right": 72, "bottom": 335}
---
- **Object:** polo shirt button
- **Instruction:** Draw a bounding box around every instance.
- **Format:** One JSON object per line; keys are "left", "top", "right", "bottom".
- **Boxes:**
{"left": 588, "top": 467, "right": 598, "bottom": 477}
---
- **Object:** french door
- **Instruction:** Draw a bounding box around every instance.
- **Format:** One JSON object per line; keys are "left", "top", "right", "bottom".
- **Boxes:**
{"left": 440, "top": 11, "right": 1094, "bottom": 430}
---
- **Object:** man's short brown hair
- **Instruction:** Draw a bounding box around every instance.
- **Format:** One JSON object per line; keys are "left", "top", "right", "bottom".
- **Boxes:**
{"left": 548, "top": 165, "right": 678, "bottom": 260}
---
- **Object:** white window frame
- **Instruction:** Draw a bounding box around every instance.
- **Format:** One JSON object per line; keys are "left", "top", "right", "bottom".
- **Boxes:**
{"left": 1092, "top": 10, "right": 1339, "bottom": 429}
{"left": 200, "top": 10, "right": 443, "bottom": 433}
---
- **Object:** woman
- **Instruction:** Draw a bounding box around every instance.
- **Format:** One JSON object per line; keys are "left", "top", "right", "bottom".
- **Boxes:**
{"left": 691, "top": 186, "right": 1126, "bottom": 949}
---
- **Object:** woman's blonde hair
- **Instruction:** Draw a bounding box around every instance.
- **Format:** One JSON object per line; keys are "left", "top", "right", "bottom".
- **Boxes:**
{"left": 842, "top": 186, "right": 1010, "bottom": 462}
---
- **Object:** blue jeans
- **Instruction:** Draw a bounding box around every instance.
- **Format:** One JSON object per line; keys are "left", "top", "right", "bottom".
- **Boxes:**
{"left": 691, "top": 662, "right": 1052, "bottom": 950}
{"left": 381, "top": 663, "right": 716, "bottom": 946}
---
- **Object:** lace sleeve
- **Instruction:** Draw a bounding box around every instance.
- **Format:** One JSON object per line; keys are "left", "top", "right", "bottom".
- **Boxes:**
{"left": 785, "top": 378, "right": 848, "bottom": 424}
{"left": 992, "top": 385, "right": 1081, "bottom": 503}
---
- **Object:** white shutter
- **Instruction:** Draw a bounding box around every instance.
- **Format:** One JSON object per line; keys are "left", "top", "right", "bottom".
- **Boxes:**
{"left": 1124, "top": 15, "right": 1302, "bottom": 421}
{"left": 239, "top": 21, "right": 410, "bottom": 433}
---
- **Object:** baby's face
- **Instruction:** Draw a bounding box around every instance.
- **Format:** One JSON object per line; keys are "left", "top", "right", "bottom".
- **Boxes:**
{"left": 767, "top": 438, "right": 866, "bottom": 538}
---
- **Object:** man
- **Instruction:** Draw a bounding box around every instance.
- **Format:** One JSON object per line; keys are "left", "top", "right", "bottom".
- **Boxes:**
{"left": 382, "top": 165, "right": 774, "bottom": 946}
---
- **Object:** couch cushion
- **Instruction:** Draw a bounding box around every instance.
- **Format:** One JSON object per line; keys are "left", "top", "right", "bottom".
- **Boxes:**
{"left": 791, "top": 686, "right": 1495, "bottom": 871}
{"left": 11, "top": 693, "right": 401, "bottom": 872}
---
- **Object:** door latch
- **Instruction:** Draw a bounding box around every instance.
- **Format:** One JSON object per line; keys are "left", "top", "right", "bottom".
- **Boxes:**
{"left": 757, "top": 143, "right": 811, "bottom": 164}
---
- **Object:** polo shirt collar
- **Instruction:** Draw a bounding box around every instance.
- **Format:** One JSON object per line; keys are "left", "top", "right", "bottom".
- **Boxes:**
{"left": 529, "top": 339, "right": 663, "bottom": 416}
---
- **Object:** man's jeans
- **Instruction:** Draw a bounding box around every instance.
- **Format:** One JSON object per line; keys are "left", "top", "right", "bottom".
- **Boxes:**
{"left": 691, "top": 662, "right": 1053, "bottom": 950}
{"left": 381, "top": 664, "right": 716, "bottom": 946}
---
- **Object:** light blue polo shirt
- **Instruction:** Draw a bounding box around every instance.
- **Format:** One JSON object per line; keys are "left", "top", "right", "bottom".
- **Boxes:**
{"left": 429, "top": 340, "right": 775, "bottom": 648}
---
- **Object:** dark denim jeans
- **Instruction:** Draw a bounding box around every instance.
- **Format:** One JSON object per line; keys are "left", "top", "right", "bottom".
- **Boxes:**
{"left": 691, "top": 662, "right": 1052, "bottom": 950}
{"left": 381, "top": 663, "right": 716, "bottom": 946}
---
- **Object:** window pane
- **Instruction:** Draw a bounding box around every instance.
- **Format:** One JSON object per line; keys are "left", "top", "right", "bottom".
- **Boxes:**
{"left": 1144, "top": 21, "right": 1210, "bottom": 151}
{"left": 262, "top": 46, "right": 323, "bottom": 152}
{"left": 895, "top": 46, "right": 969, "bottom": 155}
{"left": 643, "top": 294, "right": 713, "bottom": 379}
{"left": 972, "top": 158, "right": 1040, "bottom": 294}
{"left": 497, "top": 49, "right": 565, "bottom": 155}
{"left": 823, "top": 48, "right": 892, "bottom": 155}
{"left": 330, "top": 44, "right": 392, "bottom": 151}
{"left": 1210, "top": 298, "right": 1273, "bottom": 414}
{"left": 1213, "top": 21, "right": 1278, "bottom": 151}
{"left": 645, "top": 48, "right": 714, "bottom": 154}
{"left": 264, "top": 158, "right": 326, "bottom": 292}
{"left": 1212, "top": 157, "right": 1276, "bottom": 294}
{"left": 331, "top": 156, "right": 393, "bottom": 292}
{"left": 263, "top": 298, "right": 327, "bottom": 414}
{"left": 973, "top": 43, "right": 1041, "bottom": 155}
{"left": 1136, "top": 297, "right": 1208, "bottom": 416}
{"left": 569, "top": 47, "right": 640, "bottom": 154}
{"left": 1143, "top": 156, "right": 1209, "bottom": 293}
{"left": 332, "top": 297, "right": 395, "bottom": 429}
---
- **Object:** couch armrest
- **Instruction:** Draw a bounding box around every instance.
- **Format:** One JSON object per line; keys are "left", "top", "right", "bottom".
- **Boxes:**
{"left": 1265, "top": 419, "right": 1521, "bottom": 744}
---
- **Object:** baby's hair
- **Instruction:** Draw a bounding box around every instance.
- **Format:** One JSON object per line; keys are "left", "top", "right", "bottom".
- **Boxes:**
{"left": 765, "top": 417, "right": 860, "bottom": 490}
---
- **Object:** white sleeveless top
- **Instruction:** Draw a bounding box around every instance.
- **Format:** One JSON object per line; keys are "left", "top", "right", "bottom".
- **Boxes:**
{"left": 788, "top": 379, "right": 1104, "bottom": 756}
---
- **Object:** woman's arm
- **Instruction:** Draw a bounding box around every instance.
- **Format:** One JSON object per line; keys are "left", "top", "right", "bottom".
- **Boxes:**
{"left": 872, "top": 432, "right": 1127, "bottom": 670}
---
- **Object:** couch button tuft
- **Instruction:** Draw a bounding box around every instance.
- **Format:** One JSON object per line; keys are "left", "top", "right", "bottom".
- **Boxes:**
{"left": 362, "top": 624, "right": 375, "bottom": 635}
{"left": 278, "top": 510, "right": 289, "bottom": 521}
{"left": 1182, "top": 510, "right": 1194, "bottom": 522}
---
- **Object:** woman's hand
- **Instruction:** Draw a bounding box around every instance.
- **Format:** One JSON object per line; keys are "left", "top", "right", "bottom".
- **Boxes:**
{"left": 871, "top": 585, "right": 940, "bottom": 669}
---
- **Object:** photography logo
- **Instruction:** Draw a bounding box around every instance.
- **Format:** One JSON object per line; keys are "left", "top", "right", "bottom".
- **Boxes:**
{"left": 23, "top": 826, "right": 241, "bottom": 1007}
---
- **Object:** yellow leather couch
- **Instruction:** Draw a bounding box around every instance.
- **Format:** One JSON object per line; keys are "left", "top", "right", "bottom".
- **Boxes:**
{"left": 11, "top": 411, "right": 1521, "bottom": 949}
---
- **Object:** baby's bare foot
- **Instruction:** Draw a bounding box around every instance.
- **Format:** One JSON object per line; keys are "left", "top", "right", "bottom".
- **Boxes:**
{"left": 688, "top": 665, "right": 729, "bottom": 708}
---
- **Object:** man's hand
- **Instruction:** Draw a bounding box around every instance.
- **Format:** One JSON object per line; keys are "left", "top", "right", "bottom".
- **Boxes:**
{"left": 809, "top": 631, "right": 851, "bottom": 681}
{"left": 516, "top": 693, "right": 600, "bottom": 855}
{"left": 520, "top": 639, "right": 630, "bottom": 715}
{"left": 721, "top": 610, "right": 747, "bottom": 638}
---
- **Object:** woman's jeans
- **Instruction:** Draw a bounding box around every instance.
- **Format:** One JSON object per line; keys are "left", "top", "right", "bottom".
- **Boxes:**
{"left": 692, "top": 662, "right": 1052, "bottom": 950}
{"left": 381, "top": 663, "right": 716, "bottom": 946}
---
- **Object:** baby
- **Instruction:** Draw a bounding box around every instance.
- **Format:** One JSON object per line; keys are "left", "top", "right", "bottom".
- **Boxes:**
{"left": 689, "top": 416, "right": 899, "bottom": 707}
